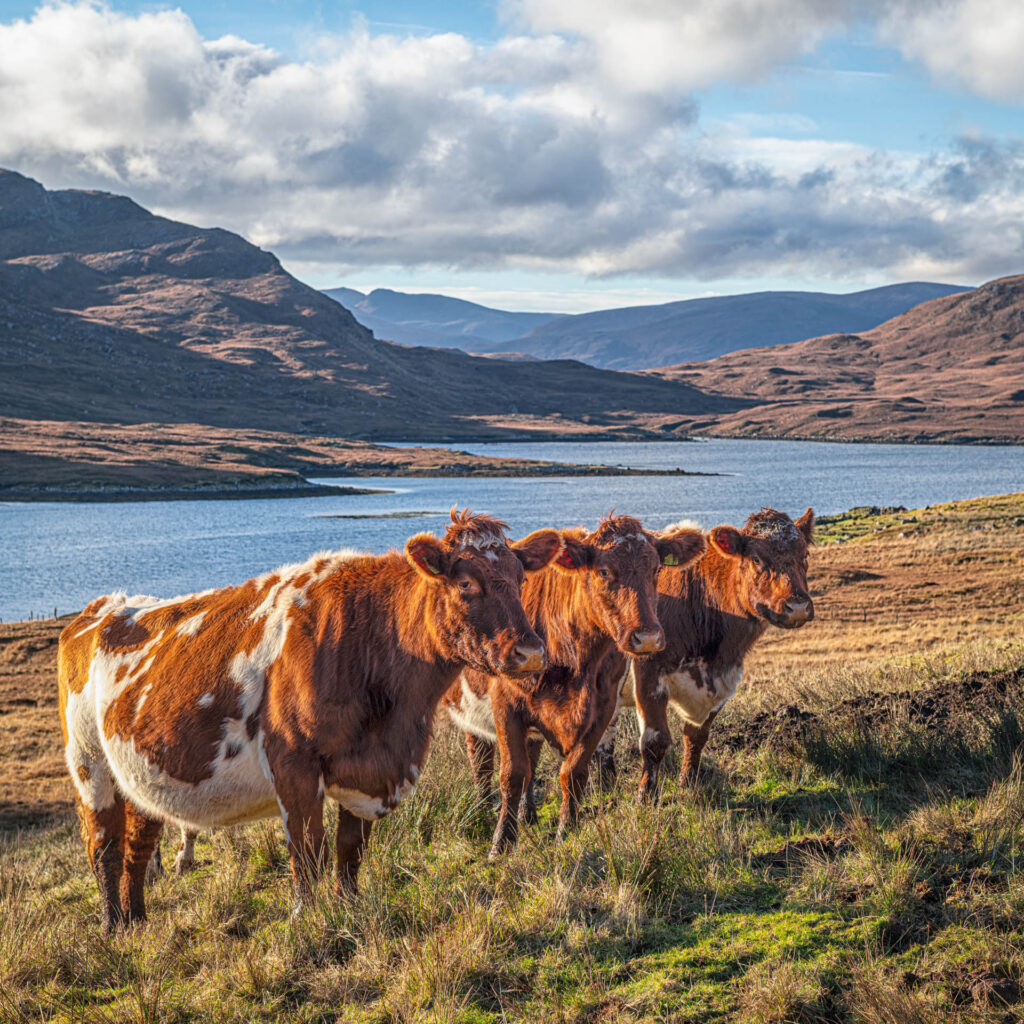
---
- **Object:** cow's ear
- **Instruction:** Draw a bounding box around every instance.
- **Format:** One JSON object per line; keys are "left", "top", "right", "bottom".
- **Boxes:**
{"left": 406, "top": 533, "right": 449, "bottom": 580}
{"left": 552, "top": 535, "right": 592, "bottom": 571}
{"left": 709, "top": 525, "right": 747, "bottom": 559}
{"left": 655, "top": 527, "right": 705, "bottom": 568}
{"left": 512, "top": 529, "right": 562, "bottom": 572}
{"left": 795, "top": 507, "right": 815, "bottom": 544}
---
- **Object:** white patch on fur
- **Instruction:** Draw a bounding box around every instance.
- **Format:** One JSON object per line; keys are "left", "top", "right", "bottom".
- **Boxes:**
{"left": 446, "top": 676, "right": 497, "bottom": 742}
{"left": 327, "top": 786, "right": 387, "bottom": 820}
{"left": 484, "top": 550, "right": 499, "bottom": 562}
{"left": 173, "top": 829, "right": 197, "bottom": 875}
{"left": 635, "top": 702, "right": 649, "bottom": 750}
{"left": 611, "top": 532, "right": 647, "bottom": 545}
{"left": 177, "top": 612, "right": 207, "bottom": 637}
{"left": 277, "top": 797, "right": 291, "bottom": 847}
{"left": 641, "top": 726, "right": 661, "bottom": 747}
{"left": 662, "top": 662, "right": 743, "bottom": 727}
{"left": 458, "top": 531, "right": 504, "bottom": 551}
{"left": 64, "top": 682, "right": 117, "bottom": 812}
{"left": 72, "top": 550, "right": 368, "bottom": 835}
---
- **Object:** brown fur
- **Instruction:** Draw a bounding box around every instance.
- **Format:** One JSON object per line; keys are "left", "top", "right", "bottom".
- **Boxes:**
{"left": 622, "top": 507, "right": 815, "bottom": 797}
{"left": 58, "top": 510, "right": 560, "bottom": 932}
{"left": 447, "top": 515, "right": 705, "bottom": 856}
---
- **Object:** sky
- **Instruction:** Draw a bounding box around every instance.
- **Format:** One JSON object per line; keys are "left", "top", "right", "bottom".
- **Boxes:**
{"left": 0, "top": 1, "right": 1022, "bottom": 312}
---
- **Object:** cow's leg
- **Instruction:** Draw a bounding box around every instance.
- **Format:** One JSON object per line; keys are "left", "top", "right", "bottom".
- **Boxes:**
{"left": 634, "top": 662, "right": 672, "bottom": 801}
{"left": 679, "top": 710, "right": 720, "bottom": 784}
{"left": 121, "top": 804, "right": 164, "bottom": 926}
{"left": 489, "top": 706, "right": 531, "bottom": 858}
{"left": 173, "top": 829, "right": 198, "bottom": 875}
{"left": 273, "top": 769, "right": 327, "bottom": 908}
{"left": 465, "top": 732, "right": 496, "bottom": 803}
{"left": 335, "top": 810, "right": 374, "bottom": 894}
{"left": 79, "top": 795, "right": 127, "bottom": 937}
{"left": 519, "top": 738, "right": 544, "bottom": 825}
{"left": 68, "top": 740, "right": 127, "bottom": 936}
{"left": 145, "top": 840, "right": 165, "bottom": 884}
{"left": 556, "top": 690, "right": 619, "bottom": 837}
{"left": 594, "top": 706, "right": 620, "bottom": 790}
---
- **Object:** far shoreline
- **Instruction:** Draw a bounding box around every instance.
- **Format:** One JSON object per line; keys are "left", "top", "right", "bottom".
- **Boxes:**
{"left": 0, "top": 465, "right": 719, "bottom": 504}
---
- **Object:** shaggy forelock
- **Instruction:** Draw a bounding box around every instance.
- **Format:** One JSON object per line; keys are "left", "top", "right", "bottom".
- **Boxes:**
{"left": 589, "top": 514, "right": 648, "bottom": 547}
{"left": 444, "top": 507, "right": 510, "bottom": 550}
{"left": 743, "top": 507, "right": 800, "bottom": 543}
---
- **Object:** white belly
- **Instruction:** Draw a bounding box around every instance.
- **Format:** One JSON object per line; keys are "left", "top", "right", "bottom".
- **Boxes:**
{"left": 663, "top": 663, "right": 742, "bottom": 727}
{"left": 101, "top": 721, "right": 279, "bottom": 828}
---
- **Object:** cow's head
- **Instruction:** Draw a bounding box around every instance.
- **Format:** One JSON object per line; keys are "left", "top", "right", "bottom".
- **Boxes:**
{"left": 554, "top": 514, "right": 705, "bottom": 655}
{"left": 708, "top": 507, "right": 815, "bottom": 628}
{"left": 406, "top": 508, "right": 560, "bottom": 676}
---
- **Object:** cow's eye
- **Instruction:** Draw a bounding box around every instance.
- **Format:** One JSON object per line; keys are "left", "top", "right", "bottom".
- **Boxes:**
{"left": 457, "top": 578, "right": 480, "bottom": 595}
{"left": 751, "top": 555, "right": 765, "bottom": 570}
{"left": 597, "top": 567, "right": 612, "bottom": 580}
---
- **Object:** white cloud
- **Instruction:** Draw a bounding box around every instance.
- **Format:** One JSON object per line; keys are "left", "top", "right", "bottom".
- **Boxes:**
{"left": 880, "top": 0, "right": 1024, "bottom": 102}
{"left": 510, "top": 0, "right": 852, "bottom": 92}
{"left": 0, "top": 2, "right": 1023, "bottom": 287}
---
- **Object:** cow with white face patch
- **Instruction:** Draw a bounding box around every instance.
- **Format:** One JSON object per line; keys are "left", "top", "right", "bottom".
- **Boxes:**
{"left": 596, "top": 507, "right": 815, "bottom": 798}
{"left": 444, "top": 514, "right": 706, "bottom": 857}
{"left": 58, "top": 509, "right": 560, "bottom": 934}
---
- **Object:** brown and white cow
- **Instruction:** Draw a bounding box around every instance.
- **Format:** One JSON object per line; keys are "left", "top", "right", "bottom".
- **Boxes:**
{"left": 444, "top": 515, "right": 706, "bottom": 857}
{"left": 594, "top": 507, "right": 815, "bottom": 798}
{"left": 58, "top": 510, "right": 560, "bottom": 934}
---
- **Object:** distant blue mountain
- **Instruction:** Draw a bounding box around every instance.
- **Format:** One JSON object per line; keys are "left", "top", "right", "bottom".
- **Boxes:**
{"left": 482, "top": 282, "right": 973, "bottom": 369}
{"left": 322, "top": 286, "right": 557, "bottom": 349}
{"left": 324, "top": 282, "right": 971, "bottom": 369}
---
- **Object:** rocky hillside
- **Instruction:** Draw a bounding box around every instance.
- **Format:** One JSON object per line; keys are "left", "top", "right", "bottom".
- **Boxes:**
{"left": 0, "top": 169, "right": 740, "bottom": 443}
{"left": 654, "top": 274, "right": 1024, "bottom": 442}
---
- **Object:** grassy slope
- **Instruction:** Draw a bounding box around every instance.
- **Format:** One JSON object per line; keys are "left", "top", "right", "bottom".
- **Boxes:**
{"left": 2, "top": 494, "right": 1024, "bottom": 1022}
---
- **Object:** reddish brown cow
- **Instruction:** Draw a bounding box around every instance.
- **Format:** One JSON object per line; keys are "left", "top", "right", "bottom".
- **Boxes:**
{"left": 595, "top": 507, "right": 815, "bottom": 798}
{"left": 445, "top": 515, "right": 706, "bottom": 857}
{"left": 58, "top": 511, "right": 560, "bottom": 934}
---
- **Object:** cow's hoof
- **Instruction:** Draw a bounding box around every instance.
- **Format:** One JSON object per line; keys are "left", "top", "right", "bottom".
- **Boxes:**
{"left": 172, "top": 852, "right": 196, "bottom": 876}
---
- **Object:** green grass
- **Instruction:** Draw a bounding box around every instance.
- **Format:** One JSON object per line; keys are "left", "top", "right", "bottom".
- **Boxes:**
{"left": 4, "top": 649, "right": 1024, "bottom": 1022}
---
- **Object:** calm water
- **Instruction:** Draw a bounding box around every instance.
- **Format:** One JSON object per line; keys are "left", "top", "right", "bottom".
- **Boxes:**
{"left": 3, "top": 439, "right": 1022, "bottom": 621}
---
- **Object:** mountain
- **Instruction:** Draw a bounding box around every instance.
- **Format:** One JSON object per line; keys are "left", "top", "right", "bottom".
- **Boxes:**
{"left": 322, "top": 286, "right": 557, "bottom": 350}
{"left": 652, "top": 274, "right": 1024, "bottom": 443}
{"left": 481, "top": 283, "right": 970, "bottom": 369}
{"left": 0, "top": 169, "right": 740, "bottom": 449}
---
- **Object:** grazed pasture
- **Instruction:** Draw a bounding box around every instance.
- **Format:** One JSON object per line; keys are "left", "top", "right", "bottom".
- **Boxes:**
{"left": 1, "top": 493, "right": 1023, "bottom": 1022}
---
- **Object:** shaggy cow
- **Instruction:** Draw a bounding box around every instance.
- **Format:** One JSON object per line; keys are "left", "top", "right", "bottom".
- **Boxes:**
{"left": 59, "top": 510, "right": 560, "bottom": 934}
{"left": 596, "top": 507, "right": 815, "bottom": 797}
{"left": 445, "top": 515, "right": 706, "bottom": 856}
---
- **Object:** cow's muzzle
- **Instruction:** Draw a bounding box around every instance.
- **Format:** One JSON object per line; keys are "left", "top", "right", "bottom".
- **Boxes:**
{"left": 505, "top": 642, "right": 546, "bottom": 675}
{"left": 781, "top": 597, "right": 814, "bottom": 627}
{"left": 627, "top": 628, "right": 665, "bottom": 655}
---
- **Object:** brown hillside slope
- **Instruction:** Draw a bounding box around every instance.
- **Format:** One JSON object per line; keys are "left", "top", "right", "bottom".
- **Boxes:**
{"left": 656, "top": 275, "right": 1024, "bottom": 442}
{"left": 3, "top": 493, "right": 1022, "bottom": 831}
{"left": 0, "top": 169, "right": 741, "bottom": 443}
